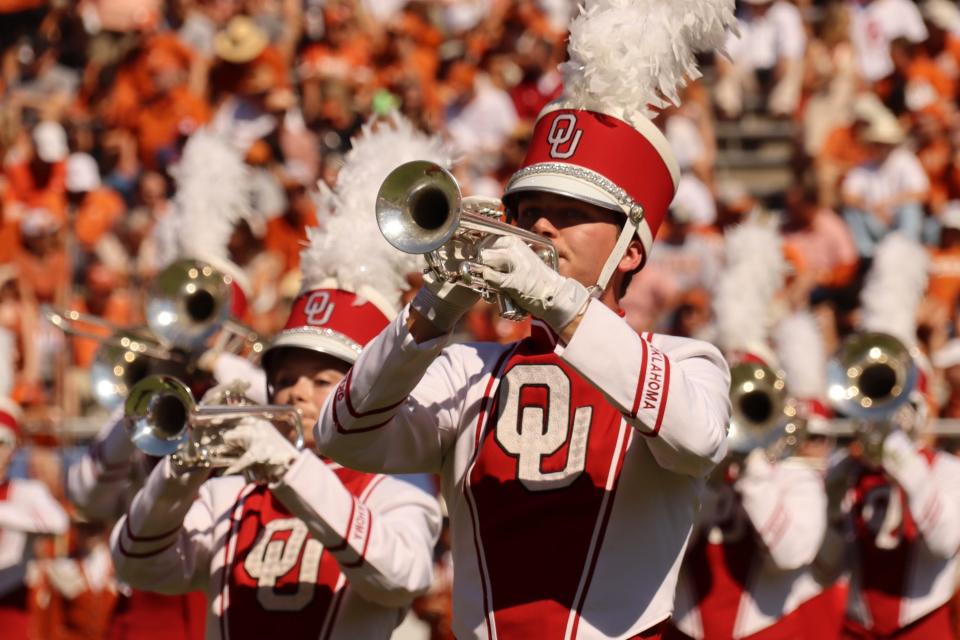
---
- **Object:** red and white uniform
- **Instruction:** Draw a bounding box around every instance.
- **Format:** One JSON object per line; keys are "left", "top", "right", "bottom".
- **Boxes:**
{"left": 111, "top": 450, "right": 441, "bottom": 640}
{"left": 842, "top": 431, "right": 960, "bottom": 637}
{"left": 67, "top": 411, "right": 209, "bottom": 640}
{"left": 670, "top": 454, "right": 829, "bottom": 639}
{"left": 0, "top": 477, "right": 69, "bottom": 635}
{"left": 67, "top": 410, "right": 140, "bottom": 524}
{"left": 316, "top": 301, "right": 731, "bottom": 639}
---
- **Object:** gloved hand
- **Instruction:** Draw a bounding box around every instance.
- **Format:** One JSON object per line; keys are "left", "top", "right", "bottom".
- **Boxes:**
{"left": 855, "top": 420, "right": 892, "bottom": 468}
{"left": 409, "top": 271, "right": 481, "bottom": 333}
{"left": 200, "top": 379, "right": 252, "bottom": 406}
{"left": 222, "top": 416, "right": 299, "bottom": 483}
{"left": 478, "top": 235, "right": 590, "bottom": 332}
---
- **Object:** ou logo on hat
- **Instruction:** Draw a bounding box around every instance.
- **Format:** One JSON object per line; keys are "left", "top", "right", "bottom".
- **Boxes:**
{"left": 547, "top": 114, "right": 583, "bottom": 159}
{"left": 304, "top": 291, "right": 335, "bottom": 325}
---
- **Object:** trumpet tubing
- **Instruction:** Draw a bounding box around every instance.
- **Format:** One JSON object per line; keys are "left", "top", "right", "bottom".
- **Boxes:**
{"left": 827, "top": 331, "right": 917, "bottom": 419}
{"left": 727, "top": 362, "right": 793, "bottom": 455}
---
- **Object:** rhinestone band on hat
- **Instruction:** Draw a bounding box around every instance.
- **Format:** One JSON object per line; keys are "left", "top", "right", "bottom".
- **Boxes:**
{"left": 277, "top": 326, "right": 363, "bottom": 356}
{"left": 506, "top": 162, "right": 645, "bottom": 224}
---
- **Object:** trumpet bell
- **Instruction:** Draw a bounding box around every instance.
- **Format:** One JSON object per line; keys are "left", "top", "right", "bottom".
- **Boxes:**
{"left": 147, "top": 260, "right": 233, "bottom": 351}
{"left": 727, "top": 361, "right": 792, "bottom": 454}
{"left": 90, "top": 329, "right": 164, "bottom": 410}
{"left": 827, "top": 331, "right": 918, "bottom": 419}
{"left": 125, "top": 375, "right": 194, "bottom": 457}
{"left": 376, "top": 160, "right": 462, "bottom": 255}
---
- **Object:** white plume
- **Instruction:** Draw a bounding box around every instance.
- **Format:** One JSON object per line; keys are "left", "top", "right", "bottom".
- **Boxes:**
{"left": 861, "top": 233, "right": 928, "bottom": 347}
{"left": 713, "top": 221, "right": 786, "bottom": 357}
{"left": 561, "top": 0, "right": 737, "bottom": 120}
{"left": 774, "top": 311, "right": 826, "bottom": 400}
{"left": 170, "top": 129, "right": 254, "bottom": 263}
{"left": 300, "top": 112, "right": 453, "bottom": 310}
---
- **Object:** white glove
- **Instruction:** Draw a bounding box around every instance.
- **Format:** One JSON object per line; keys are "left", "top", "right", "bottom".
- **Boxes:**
{"left": 200, "top": 379, "right": 252, "bottom": 406}
{"left": 222, "top": 416, "right": 299, "bottom": 483}
{"left": 409, "top": 271, "right": 481, "bottom": 332}
{"left": 478, "top": 235, "right": 590, "bottom": 332}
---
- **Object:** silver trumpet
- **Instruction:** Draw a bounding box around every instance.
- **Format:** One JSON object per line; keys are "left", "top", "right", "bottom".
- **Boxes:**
{"left": 727, "top": 361, "right": 802, "bottom": 457}
{"left": 376, "top": 160, "right": 559, "bottom": 321}
{"left": 147, "top": 259, "right": 265, "bottom": 359}
{"left": 125, "top": 375, "right": 304, "bottom": 473}
{"left": 826, "top": 331, "right": 918, "bottom": 420}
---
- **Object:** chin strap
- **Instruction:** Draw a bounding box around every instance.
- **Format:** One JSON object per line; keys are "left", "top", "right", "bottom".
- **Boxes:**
{"left": 593, "top": 205, "right": 644, "bottom": 295}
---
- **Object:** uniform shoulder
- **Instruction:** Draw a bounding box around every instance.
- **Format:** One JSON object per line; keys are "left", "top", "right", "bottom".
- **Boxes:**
{"left": 440, "top": 340, "right": 514, "bottom": 370}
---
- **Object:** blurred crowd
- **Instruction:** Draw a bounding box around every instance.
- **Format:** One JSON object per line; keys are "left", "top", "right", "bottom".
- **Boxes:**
{"left": 5, "top": 0, "right": 960, "bottom": 637}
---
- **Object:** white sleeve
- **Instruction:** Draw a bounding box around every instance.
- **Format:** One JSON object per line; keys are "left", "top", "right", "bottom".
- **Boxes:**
{"left": 315, "top": 306, "right": 482, "bottom": 474}
{"left": 110, "top": 458, "right": 214, "bottom": 595}
{"left": 775, "top": 3, "right": 807, "bottom": 60}
{"left": 737, "top": 453, "right": 827, "bottom": 570}
{"left": 883, "top": 431, "right": 960, "bottom": 558}
{"left": 841, "top": 169, "right": 867, "bottom": 203}
{"left": 66, "top": 409, "right": 137, "bottom": 522}
{"left": 271, "top": 452, "right": 441, "bottom": 607}
{"left": 555, "top": 300, "right": 731, "bottom": 477}
{"left": 891, "top": 150, "right": 930, "bottom": 195}
{"left": 897, "top": 0, "right": 929, "bottom": 42}
{"left": 0, "top": 480, "right": 69, "bottom": 535}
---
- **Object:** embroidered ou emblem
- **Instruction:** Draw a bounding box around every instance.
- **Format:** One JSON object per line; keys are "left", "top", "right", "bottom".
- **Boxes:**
{"left": 304, "top": 291, "right": 335, "bottom": 325}
{"left": 546, "top": 114, "right": 583, "bottom": 159}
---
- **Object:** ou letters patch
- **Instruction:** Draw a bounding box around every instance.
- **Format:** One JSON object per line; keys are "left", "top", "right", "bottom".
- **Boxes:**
{"left": 304, "top": 291, "right": 335, "bottom": 326}
{"left": 547, "top": 114, "right": 583, "bottom": 159}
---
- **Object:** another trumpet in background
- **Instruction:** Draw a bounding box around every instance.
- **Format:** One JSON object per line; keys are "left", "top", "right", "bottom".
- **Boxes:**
{"left": 376, "top": 160, "right": 558, "bottom": 321}
{"left": 727, "top": 361, "right": 803, "bottom": 459}
{"left": 124, "top": 375, "right": 303, "bottom": 476}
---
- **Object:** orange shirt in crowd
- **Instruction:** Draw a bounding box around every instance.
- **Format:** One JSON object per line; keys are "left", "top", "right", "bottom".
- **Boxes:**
{"left": 74, "top": 188, "right": 126, "bottom": 250}
{"left": 0, "top": 0, "right": 43, "bottom": 11}
{"left": 919, "top": 137, "right": 953, "bottom": 210}
{"left": 68, "top": 292, "right": 136, "bottom": 368}
{"left": 928, "top": 246, "right": 960, "bottom": 311}
{"left": 818, "top": 124, "right": 869, "bottom": 170}
{"left": 14, "top": 246, "right": 68, "bottom": 304}
{"left": 135, "top": 87, "right": 210, "bottom": 168}
{"left": 782, "top": 208, "right": 859, "bottom": 288}
{"left": 909, "top": 55, "right": 955, "bottom": 103}
{"left": 264, "top": 211, "right": 317, "bottom": 274}
{"left": 4, "top": 161, "right": 67, "bottom": 220}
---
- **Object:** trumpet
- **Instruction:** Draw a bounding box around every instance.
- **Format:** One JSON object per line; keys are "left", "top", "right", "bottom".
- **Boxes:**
{"left": 125, "top": 375, "right": 303, "bottom": 473}
{"left": 727, "top": 361, "right": 801, "bottom": 457}
{"left": 376, "top": 160, "right": 559, "bottom": 321}
{"left": 826, "top": 331, "right": 918, "bottom": 420}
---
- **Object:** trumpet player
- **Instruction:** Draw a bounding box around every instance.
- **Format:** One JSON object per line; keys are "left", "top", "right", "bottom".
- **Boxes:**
{"left": 315, "top": 7, "right": 735, "bottom": 637}
{"left": 669, "top": 237, "right": 834, "bottom": 640}
{"left": 832, "top": 235, "right": 960, "bottom": 639}
{"left": 109, "top": 113, "right": 445, "bottom": 639}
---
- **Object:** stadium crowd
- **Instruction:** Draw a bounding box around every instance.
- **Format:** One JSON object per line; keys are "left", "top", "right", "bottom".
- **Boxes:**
{"left": 4, "top": 0, "right": 960, "bottom": 638}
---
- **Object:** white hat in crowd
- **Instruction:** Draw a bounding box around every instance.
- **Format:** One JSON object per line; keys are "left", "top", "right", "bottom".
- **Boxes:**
{"left": 33, "top": 121, "right": 68, "bottom": 163}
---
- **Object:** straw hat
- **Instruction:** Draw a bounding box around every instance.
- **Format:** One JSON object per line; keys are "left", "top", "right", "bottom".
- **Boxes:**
{"left": 214, "top": 16, "right": 268, "bottom": 64}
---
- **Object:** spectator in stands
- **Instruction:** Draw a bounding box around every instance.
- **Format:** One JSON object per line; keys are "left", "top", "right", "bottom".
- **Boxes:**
{"left": 781, "top": 182, "right": 859, "bottom": 289}
{"left": 841, "top": 110, "right": 930, "bottom": 257}
{"left": 848, "top": 0, "right": 928, "bottom": 86}
{"left": 715, "top": 0, "right": 806, "bottom": 118}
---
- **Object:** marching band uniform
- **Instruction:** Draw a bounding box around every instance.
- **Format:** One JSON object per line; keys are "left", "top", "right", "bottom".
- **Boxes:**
{"left": 841, "top": 431, "right": 960, "bottom": 639}
{"left": 315, "top": 4, "right": 737, "bottom": 637}
{"left": 669, "top": 452, "right": 828, "bottom": 640}
{"left": 111, "top": 113, "right": 447, "bottom": 640}
{"left": 0, "top": 398, "right": 69, "bottom": 638}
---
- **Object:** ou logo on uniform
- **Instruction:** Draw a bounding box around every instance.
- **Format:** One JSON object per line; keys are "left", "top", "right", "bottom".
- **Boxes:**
{"left": 304, "top": 291, "right": 335, "bottom": 326}
{"left": 547, "top": 114, "right": 583, "bottom": 159}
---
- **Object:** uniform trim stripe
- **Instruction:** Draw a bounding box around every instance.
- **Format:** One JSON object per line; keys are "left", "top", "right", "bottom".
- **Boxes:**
{"left": 124, "top": 516, "right": 182, "bottom": 543}
{"left": 342, "top": 368, "right": 406, "bottom": 418}
{"left": 326, "top": 498, "right": 356, "bottom": 553}
{"left": 116, "top": 534, "right": 179, "bottom": 559}
{"left": 464, "top": 346, "right": 517, "bottom": 640}
{"left": 331, "top": 396, "right": 394, "bottom": 434}
{"left": 565, "top": 423, "right": 633, "bottom": 640}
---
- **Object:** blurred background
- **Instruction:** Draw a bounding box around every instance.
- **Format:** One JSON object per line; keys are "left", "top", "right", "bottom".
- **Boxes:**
{"left": 3, "top": 0, "right": 960, "bottom": 637}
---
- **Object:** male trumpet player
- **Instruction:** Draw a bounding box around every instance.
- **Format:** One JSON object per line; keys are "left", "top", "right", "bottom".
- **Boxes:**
{"left": 313, "top": 5, "right": 734, "bottom": 638}
{"left": 109, "top": 113, "right": 445, "bottom": 639}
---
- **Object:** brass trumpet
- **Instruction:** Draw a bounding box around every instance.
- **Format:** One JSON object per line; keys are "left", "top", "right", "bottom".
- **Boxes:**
{"left": 125, "top": 375, "right": 303, "bottom": 472}
{"left": 376, "top": 160, "right": 559, "bottom": 321}
{"left": 826, "top": 331, "right": 917, "bottom": 420}
{"left": 727, "top": 361, "right": 801, "bottom": 456}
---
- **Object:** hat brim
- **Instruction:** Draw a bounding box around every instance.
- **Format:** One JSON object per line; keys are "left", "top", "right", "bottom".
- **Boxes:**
{"left": 214, "top": 34, "right": 268, "bottom": 64}
{"left": 262, "top": 328, "right": 362, "bottom": 373}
